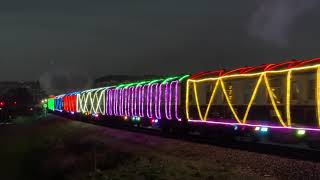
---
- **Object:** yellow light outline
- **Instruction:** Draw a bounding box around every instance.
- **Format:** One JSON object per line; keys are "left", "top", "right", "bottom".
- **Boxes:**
{"left": 190, "top": 74, "right": 263, "bottom": 124}
{"left": 186, "top": 64, "right": 320, "bottom": 127}
{"left": 317, "top": 67, "right": 320, "bottom": 126}
{"left": 263, "top": 73, "right": 287, "bottom": 127}
{"left": 286, "top": 70, "right": 292, "bottom": 126}
{"left": 192, "top": 82, "right": 204, "bottom": 120}
{"left": 220, "top": 79, "right": 242, "bottom": 123}
{"left": 203, "top": 79, "right": 220, "bottom": 120}
{"left": 242, "top": 74, "right": 264, "bottom": 124}
{"left": 186, "top": 80, "right": 191, "bottom": 120}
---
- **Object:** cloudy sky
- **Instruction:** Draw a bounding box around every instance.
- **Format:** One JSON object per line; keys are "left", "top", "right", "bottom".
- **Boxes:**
{"left": 0, "top": 0, "right": 319, "bottom": 93}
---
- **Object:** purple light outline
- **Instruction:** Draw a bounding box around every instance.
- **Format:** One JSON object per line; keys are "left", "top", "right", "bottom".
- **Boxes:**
{"left": 154, "top": 83, "right": 159, "bottom": 119}
{"left": 154, "top": 83, "right": 157, "bottom": 118}
{"left": 165, "top": 83, "right": 170, "bottom": 119}
{"left": 103, "top": 79, "right": 181, "bottom": 120}
{"left": 127, "top": 88, "right": 130, "bottom": 116}
{"left": 122, "top": 88, "right": 125, "bottom": 116}
{"left": 116, "top": 89, "right": 120, "bottom": 116}
{"left": 119, "top": 89, "right": 123, "bottom": 115}
{"left": 124, "top": 88, "right": 128, "bottom": 116}
{"left": 174, "top": 81, "right": 181, "bottom": 121}
{"left": 117, "top": 89, "right": 120, "bottom": 116}
{"left": 105, "top": 90, "right": 109, "bottom": 115}
{"left": 188, "top": 120, "right": 320, "bottom": 132}
{"left": 168, "top": 81, "right": 173, "bottom": 119}
{"left": 157, "top": 84, "right": 163, "bottom": 119}
{"left": 127, "top": 87, "right": 131, "bottom": 116}
{"left": 127, "top": 87, "right": 130, "bottom": 116}
{"left": 146, "top": 84, "right": 151, "bottom": 118}
{"left": 127, "top": 88, "right": 131, "bottom": 116}
{"left": 148, "top": 84, "right": 154, "bottom": 118}
{"left": 109, "top": 89, "right": 113, "bottom": 115}
{"left": 107, "top": 89, "right": 111, "bottom": 115}
{"left": 142, "top": 85, "right": 147, "bottom": 117}
{"left": 114, "top": 89, "right": 118, "bottom": 115}
{"left": 131, "top": 87, "right": 134, "bottom": 116}
{"left": 138, "top": 86, "right": 141, "bottom": 116}
{"left": 135, "top": 86, "right": 139, "bottom": 116}
{"left": 121, "top": 88, "right": 125, "bottom": 116}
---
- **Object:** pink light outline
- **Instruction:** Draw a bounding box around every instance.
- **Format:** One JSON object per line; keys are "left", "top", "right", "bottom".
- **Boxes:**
{"left": 188, "top": 120, "right": 320, "bottom": 132}
{"left": 154, "top": 83, "right": 159, "bottom": 119}
{"left": 130, "top": 87, "right": 135, "bottom": 116}
{"left": 114, "top": 89, "right": 118, "bottom": 115}
{"left": 124, "top": 88, "right": 128, "bottom": 116}
{"left": 165, "top": 83, "right": 170, "bottom": 119}
{"left": 142, "top": 85, "right": 147, "bottom": 117}
{"left": 157, "top": 84, "right": 163, "bottom": 119}
{"left": 168, "top": 81, "right": 173, "bottom": 119}
{"left": 174, "top": 81, "right": 181, "bottom": 121}
{"left": 119, "top": 89, "right": 123, "bottom": 115}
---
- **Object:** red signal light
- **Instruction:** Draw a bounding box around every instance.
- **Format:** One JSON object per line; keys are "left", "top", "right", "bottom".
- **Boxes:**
{"left": 0, "top": 102, "right": 5, "bottom": 107}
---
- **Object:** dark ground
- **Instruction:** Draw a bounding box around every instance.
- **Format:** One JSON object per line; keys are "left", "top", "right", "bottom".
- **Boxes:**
{"left": 0, "top": 115, "right": 319, "bottom": 180}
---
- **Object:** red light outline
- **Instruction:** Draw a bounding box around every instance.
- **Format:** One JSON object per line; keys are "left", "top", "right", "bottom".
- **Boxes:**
{"left": 190, "top": 70, "right": 224, "bottom": 80}
{"left": 241, "top": 64, "right": 270, "bottom": 74}
{"left": 189, "top": 58, "right": 320, "bottom": 80}
{"left": 222, "top": 67, "right": 252, "bottom": 76}
{"left": 291, "top": 58, "right": 320, "bottom": 68}
{"left": 264, "top": 60, "right": 299, "bottom": 71}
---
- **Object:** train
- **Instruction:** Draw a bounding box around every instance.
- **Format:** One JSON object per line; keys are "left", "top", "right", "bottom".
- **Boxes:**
{"left": 47, "top": 58, "right": 320, "bottom": 149}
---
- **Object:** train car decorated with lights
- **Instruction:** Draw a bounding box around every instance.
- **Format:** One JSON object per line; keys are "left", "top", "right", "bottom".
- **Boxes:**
{"left": 48, "top": 58, "right": 320, "bottom": 148}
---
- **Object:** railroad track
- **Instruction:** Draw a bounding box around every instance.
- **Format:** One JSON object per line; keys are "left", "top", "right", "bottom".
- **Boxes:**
{"left": 63, "top": 114, "right": 320, "bottom": 163}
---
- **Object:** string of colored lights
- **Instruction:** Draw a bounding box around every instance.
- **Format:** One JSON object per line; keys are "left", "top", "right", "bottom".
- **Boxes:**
{"left": 188, "top": 119, "right": 320, "bottom": 132}
{"left": 102, "top": 75, "right": 188, "bottom": 120}
{"left": 54, "top": 75, "right": 188, "bottom": 121}
{"left": 77, "top": 87, "right": 110, "bottom": 115}
{"left": 54, "top": 94, "right": 64, "bottom": 111}
{"left": 47, "top": 98, "right": 55, "bottom": 111}
{"left": 187, "top": 63, "right": 320, "bottom": 128}
{"left": 63, "top": 94, "right": 77, "bottom": 112}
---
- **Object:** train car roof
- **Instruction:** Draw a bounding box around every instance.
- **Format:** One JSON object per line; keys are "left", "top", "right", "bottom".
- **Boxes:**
{"left": 190, "top": 58, "right": 320, "bottom": 80}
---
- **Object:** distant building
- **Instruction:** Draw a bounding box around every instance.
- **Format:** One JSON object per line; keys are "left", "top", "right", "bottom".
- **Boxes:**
{"left": 94, "top": 75, "right": 163, "bottom": 88}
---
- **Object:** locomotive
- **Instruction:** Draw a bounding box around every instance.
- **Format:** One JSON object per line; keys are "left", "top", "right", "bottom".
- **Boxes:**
{"left": 48, "top": 58, "right": 320, "bottom": 148}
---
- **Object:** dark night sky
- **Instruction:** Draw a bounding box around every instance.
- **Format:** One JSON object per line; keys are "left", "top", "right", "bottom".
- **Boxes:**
{"left": 1, "top": 0, "right": 320, "bottom": 93}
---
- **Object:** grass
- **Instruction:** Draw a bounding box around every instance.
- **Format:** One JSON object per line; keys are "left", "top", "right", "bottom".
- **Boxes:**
{"left": 0, "top": 115, "right": 268, "bottom": 180}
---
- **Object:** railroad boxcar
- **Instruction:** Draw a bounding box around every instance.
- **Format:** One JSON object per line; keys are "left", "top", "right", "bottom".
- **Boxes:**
{"left": 49, "top": 58, "right": 320, "bottom": 148}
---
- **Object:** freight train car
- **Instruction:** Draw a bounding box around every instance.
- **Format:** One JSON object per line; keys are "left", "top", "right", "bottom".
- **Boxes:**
{"left": 48, "top": 58, "right": 320, "bottom": 149}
